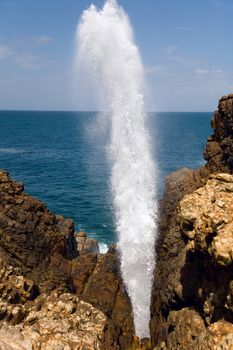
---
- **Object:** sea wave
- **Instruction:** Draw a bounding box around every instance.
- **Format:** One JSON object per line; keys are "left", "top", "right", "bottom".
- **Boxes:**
{"left": 0, "top": 148, "right": 23, "bottom": 154}
{"left": 99, "top": 242, "right": 108, "bottom": 254}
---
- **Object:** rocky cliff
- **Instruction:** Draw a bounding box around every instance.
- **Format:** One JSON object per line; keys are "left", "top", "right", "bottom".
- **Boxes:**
{"left": 0, "top": 170, "right": 135, "bottom": 349}
{"left": 204, "top": 94, "right": 233, "bottom": 173}
{"left": 1, "top": 93, "right": 233, "bottom": 349}
{"left": 151, "top": 94, "right": 233, "bottom": 349}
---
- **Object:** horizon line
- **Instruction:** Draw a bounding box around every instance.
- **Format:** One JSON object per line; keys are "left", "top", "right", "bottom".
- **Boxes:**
{"left": 0, "top": 109, "right": 214, "bottom": 113}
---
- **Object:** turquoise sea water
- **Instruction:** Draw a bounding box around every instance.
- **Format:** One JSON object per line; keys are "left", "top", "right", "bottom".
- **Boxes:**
{"left": 0, "top": 111, "right": 212, "bottom": 245}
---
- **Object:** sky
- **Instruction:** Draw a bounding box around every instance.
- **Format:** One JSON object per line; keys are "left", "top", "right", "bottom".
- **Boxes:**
{"left": 0, "top": 0, "right": 232, "bottom": 111}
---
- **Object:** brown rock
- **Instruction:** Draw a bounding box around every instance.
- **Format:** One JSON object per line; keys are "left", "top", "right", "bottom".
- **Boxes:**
{"left": 179, "top": 173, "right": 233, "bottom": 266}
{"left": 70, "top": 251, "right": 135, "bottom": 347}
{"left": 0, "top": 170, "right": 78, "bottom": 291}
{"left": 162, "top": 308, "right": 206, "bottom": 350}
{"left": 0, "top": 171, "right": 134, "bottom": 349}
{"left": 204, "top": 94, "right": 233, "bottom": 173}
{"left": 150, "top": 167, "right": 208, "bottom": 347}
{"left": 76, "top": 231, "right": 100, "bottom": 254}
{"left": 151, "top": 170, "right": 233, "bottom": 349}
{"left": 0, "top": 291, "right": 108, "bottom": 350}
{"left": 193, "top": 320, "right": 233, "bottom": 350}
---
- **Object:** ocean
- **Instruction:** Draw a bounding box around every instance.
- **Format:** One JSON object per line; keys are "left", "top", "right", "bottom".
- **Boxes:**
{"left": 0, "top": 111, "right": 212, "bottom": 245}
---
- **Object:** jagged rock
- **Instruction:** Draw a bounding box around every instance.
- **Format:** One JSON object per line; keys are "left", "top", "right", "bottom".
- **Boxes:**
{"left": 151, "top": 94, "right": 233, "bottom": 349}
{"left": 154, "top": 316, "right": 233, "bottom": 350}
{"left": 151, "top": 170, "right": 233, "bottom": 347}
{"left": 0, "top": 170, "right": 77, "bottom": 291}
{"left": 76, "top": 231, "right": 100, "bottom": 254}
{"left": 193, "top": 320, "right": 233, "bottom": 350}
{"left": 204, "top": 94, "right": 233, "bottom": 173}
{"left": 180, "top": 173, "right": 233, "bottom": 266}
{"left": 158, "top": 308, "right": 206, "bottom": 350}
{"left": 2, "top": 92, "right": 233, "bottom": 349}
{"left": 0, "top": 170, "right": 134, "bottom": 349}
{"left": 61, "top": 251, "right": 134, "bottom": 348}
{"left": 0, "top": 290, "right": 108, "bottom": 350}
{"left": 0, "top": 259, "right": 38, "bottom": 304}
{"left": 150, "top": 167, "right": 208, "bottom": 347}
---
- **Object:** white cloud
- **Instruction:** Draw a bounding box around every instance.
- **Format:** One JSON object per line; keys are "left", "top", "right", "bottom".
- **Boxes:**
{"left": 178, "top": 26, "right": 193, "bottom": 31}
{"left": 163, "top": 45, "right": 179, "bottom": 55}
{"left": 0, "top": 46, "right": 13, "bottom": 60}
{"left": 212, "top": 69, "right": 223, "bottom": 74}
{"left": 162, "top": 45, "right": 200, "bottom": 66}
{"left": 194, "top": 68, "right": 223, "bottom": 75}
{"left": 23, "top": 35, "right": 53, "bottom": 47}
{"left": 14, "top": 52, "right": 40, "bottom": 70}
{"left": 0, "top": 44, "right": 40, "bottom": 70}
{"left": 40, "top": 74, "right": 64, "bottom": 83}
{"left": 163, "top": 46, "right": 224, "bottom": 76}
{"left": 194, "top": 68, "right": 210, "bottom": 75}
{"left": 145, "top": 65, "right": 165, "bottom": 75}
{"left": 0, "top": 35, "right": 52, "bottom": 69}
{"left": 36, "top": 35, "right": 52, "bottom": 45}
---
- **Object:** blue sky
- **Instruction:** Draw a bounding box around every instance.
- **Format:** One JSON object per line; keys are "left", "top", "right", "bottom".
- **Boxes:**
{"left": 0, "top": 0, "right": 232, "bottom": 111}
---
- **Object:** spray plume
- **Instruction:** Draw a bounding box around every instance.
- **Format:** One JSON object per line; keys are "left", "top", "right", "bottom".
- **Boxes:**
{"left": 75, "top": 0, "right": 157, "bottom": 338}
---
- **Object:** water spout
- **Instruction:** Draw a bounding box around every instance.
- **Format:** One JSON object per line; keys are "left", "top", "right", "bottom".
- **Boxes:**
{"left": 74, "top": 0, "right": 157, "bottom": 338}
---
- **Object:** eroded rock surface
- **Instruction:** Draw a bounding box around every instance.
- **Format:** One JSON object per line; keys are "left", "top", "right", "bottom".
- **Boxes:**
{"left": 76, "top": 231, "right": 100, "bottom": 254}
{"left": 151, "top": 172, "right": 233, "bottom": 349}
{"left": 2, "top": 93, "right": 233, "bottom": 349}
{"left": 180, "top": 173, "right": 233, "bottom": 266}
{"left": 0, "top": 170, "right": 134, "bottom": 349}
{"left": 150, "top": 167, "right": 209, "bottom": 348}
{"left": 0, "top": 291, "right": 107, "bottom": 350}
{"left": 151, "top": 94, "right": 233, "bottom": 349}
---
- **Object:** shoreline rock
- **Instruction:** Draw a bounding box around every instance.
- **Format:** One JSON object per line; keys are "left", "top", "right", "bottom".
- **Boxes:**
{"left": 76, "top": 231, "right": 100, "bottom": 254}
{"left": 151, "top": 94, "right": 233, "bottom": 349}
{"left": 1, "top": 93, "right": 233, "bottom": 349}
{"left": 204, "top": 94, "right": 233, "bottom": 173}
{"left": 0, "top": 169, "right": 135, "bottom": 349}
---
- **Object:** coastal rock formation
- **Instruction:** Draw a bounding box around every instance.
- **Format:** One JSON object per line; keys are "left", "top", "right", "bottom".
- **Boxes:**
{"left": 150, "top": 167, "right": 208, "bottom": 348}
{"left": 1, "top": 93, "right": 233, "bottom": 349}
{"left": 180, "top": 173, "right": 233, "bottom": 267}
{"left": 0, "top": 170, "right": 134, "bottom": 349}
{"left": 0, "top": 169, "right": 77, "bottom": 291}
{"left": 0, "top": 291, "right": 107, "bottom": 350}
{"left": 204, "top": 94, "right": 233, "bottom": 173}
{"left": 151, "top": 94, "right": 233, "bottom": 349}
{"left": 151, "top": 171, "right": 233, "bottom": 349}
{"left": 75, "top": 231, "right": 100, "bottom": 254}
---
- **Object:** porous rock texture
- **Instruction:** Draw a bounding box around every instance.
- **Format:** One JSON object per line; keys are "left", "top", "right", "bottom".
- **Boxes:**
{"left": 151, "top": 94, "right": 233, "bottom": 349}
{"left": 0, "top": 170, "right": 136, "bottom": 349}
{"left": 0, "top": 291, "right": 107, "bottom": 350}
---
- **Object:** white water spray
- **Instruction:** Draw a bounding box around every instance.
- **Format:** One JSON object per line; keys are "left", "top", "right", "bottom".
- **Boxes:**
{"left": 75, "top": 0, "right": 157, "bottom": 338}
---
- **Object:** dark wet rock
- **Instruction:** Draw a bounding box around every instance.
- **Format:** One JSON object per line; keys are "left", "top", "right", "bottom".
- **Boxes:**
{"left": 204, "top": 93, "right": 233, "bottom": 173}
{"left": 150, "top": 167, "right": 209, "bottom": 348}
{"left": 0, "top": 170, "right": 77, "bottom": 293}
